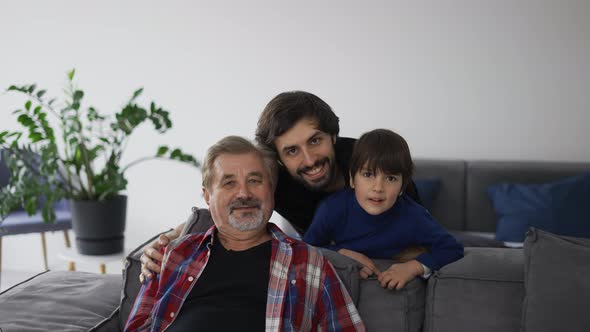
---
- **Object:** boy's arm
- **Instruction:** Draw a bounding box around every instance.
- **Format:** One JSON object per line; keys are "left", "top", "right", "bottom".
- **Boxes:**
{"left": 413, "top": 210, "right": 464, "bottom": 271}
{"left": 378, "top": 260, "right": 424, "bottom": 290}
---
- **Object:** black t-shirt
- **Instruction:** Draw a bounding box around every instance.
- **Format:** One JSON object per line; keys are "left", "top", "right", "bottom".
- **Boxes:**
{"left": 166, "top": 236, "right": 272, "bottom": 332}
{"left": 274, "top": 137, "right": 421, "bottom": 233}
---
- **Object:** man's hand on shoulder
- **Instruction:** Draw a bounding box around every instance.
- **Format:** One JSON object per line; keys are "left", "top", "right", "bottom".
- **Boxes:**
{"left": 139, "top": 223, "right": 183, "bottom": 283}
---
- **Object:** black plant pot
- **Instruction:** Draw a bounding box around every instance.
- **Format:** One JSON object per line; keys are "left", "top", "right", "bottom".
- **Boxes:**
{"left": 70, "top": 195, "right": 127, "bottom": 255}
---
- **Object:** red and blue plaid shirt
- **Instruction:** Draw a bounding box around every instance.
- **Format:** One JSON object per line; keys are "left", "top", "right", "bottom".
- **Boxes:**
{"left": 125, "top": 223, "right": 365, "bottom": 332}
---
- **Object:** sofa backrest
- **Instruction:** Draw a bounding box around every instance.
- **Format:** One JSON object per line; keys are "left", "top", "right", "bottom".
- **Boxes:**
{"left": 414, "top": 158, "right": 466, "bottom": 231}
{"left": 415, "top": 158, "right": 590, "bottom": 233}
{"left": 465, "top": 160, "right": 590, "bottom": 232}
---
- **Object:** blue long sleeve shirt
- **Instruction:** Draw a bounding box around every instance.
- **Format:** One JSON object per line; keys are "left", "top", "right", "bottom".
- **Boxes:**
{"left": 303, "top": 189, "right": 464, "bottom": 271}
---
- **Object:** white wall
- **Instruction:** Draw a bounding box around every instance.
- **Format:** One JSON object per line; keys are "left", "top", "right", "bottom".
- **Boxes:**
{"left": 1, "top": 1, "right": 589, "bottom": 266}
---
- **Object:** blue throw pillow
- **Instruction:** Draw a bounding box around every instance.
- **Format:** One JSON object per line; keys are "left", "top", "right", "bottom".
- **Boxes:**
{"left": 487, "top": 172, "right": 590, "bottom": 242}
{"left": 413, "top": 178, "right": 441, "bottom": 211}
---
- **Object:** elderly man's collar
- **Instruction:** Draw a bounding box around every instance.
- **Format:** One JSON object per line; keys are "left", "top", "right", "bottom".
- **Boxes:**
{"left": 184, "top": 223, "right": 296, "bottom": 252}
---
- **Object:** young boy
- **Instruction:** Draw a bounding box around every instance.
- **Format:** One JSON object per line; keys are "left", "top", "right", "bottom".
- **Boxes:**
{"left": 303, "top": 129, "right": 464, "bottom": 290}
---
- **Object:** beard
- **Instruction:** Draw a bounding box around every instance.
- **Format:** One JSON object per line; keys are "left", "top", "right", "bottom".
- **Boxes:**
{"left": 294, "top": 157, "right": 336, "bottom": 192}
{"left": 227, "top": 197, "right": 266, "bottom": 231}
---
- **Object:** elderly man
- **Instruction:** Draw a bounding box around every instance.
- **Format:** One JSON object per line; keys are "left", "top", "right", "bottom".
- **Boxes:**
{"left": 125, "top": 136, "right": 365, "bottom": 332}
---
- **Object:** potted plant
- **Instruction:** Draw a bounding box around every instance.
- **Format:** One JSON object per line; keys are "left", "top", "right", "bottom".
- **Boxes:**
{"left": 0, "top": 69, "right": 199, "bottom": 255}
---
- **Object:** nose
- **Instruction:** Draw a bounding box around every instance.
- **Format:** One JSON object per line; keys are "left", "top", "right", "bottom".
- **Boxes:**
{"left": 301, "top": 148, "right": 315, "bottom": 166}
{"left": 236, "top": 182, "right": 253, "bottom": 198}
{"left": 372, "top": 177, "right": 384, "bottom": 192}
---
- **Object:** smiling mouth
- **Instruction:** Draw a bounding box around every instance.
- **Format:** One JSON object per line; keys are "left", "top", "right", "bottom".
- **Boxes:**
{"left": 299, "top": 159, "right": 329, "bottom": 181}
{"left": 304, "top": 163, "right": 325, "bottom": 178}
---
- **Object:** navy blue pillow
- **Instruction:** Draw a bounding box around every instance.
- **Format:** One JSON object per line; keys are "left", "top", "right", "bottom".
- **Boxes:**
{"left": 487, "top": 172, "right": 590, "bottom": 242}
{"left": 413, "top": 178, "right": 441, "bottom": 211}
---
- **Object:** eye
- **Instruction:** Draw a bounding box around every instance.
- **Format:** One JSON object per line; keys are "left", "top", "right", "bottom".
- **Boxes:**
{"left": 386, "top": 175, "right": 398, "bottom": 182}
{"left": 285, "top": 147, "right": 298, "bottom": 156}
{"left": 310, "top": 137, "right": 321, "bottom": 145}
{"left": 223, "top": 180, "right": 236, "bottom": 187}
{"left": 361, "top": 171, "right": 373, "bottom": 178}
{"left": 248, "top": 178, "right": 262, "bottom": 184}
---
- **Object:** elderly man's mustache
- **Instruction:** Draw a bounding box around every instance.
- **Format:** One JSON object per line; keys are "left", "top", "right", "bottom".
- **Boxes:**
{"left": 229, "top": 198, "right": 262, "bottom": 213}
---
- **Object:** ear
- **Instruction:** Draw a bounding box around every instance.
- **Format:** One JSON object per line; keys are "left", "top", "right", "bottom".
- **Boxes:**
{"left": 202, "top": 187, "right": 211, "bottom": 206}
{"left": 331, "top": 135, "right": 337, "bottom": 145}
{"left": 349, "top": 172, "right": 355, "bottom": 188}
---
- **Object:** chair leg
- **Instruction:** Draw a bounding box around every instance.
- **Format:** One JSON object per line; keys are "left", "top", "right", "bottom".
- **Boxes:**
{"left": 40, "top": 232, "right": 49, "bottom": 271}
{"left": 63, "top": 230, "right": 71, "bottom": 248}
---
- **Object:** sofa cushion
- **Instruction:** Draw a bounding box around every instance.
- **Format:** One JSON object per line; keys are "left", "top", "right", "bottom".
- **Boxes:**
{"left": 488, "top": 172, "right": 590, "bottom": 242}
{"left": 414, "top": 177, "right": 441, "bottom": 211}
{"left": 0, "top": 271, "right": 121, "bottom": 332}
{"left": 466, "top": 160, "right": 590, "bottom": 233}
{"left": 521, "top": 228, "right": 590, "bottom": 332}
{"left": 424, "top": 247, "right": 524, "bottom": 332}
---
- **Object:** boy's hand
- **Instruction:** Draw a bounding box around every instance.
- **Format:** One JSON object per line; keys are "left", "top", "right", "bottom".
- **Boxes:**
{"left": 378, "top": 260, "right": 424, "bottom": 290}
{"left": 337, "top": 248, "right": 381, "bottom": 279}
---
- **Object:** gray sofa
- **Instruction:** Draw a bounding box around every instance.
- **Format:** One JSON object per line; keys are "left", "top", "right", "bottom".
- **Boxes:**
{"left": 1, "top": 158, "right": 589, "bottom": 331}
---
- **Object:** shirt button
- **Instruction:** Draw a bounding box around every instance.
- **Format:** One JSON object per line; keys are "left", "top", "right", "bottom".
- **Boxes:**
{"left": 170, "top": 312, "right": 175, "bottom": 318}
{"left": 291, "top": 279, "right": 296, "bottom": 285}
{"left": 188, "top": 276, "right": 194, "bottom": 282}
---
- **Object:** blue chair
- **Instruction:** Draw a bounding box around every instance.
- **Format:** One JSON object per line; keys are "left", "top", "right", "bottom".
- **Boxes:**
{"left": 0, "top": 155, "right": 72, "bottom": 286}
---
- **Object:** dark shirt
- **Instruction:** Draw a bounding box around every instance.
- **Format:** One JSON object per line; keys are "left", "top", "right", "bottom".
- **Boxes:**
{"left": 166, "top": 236, "right": 271, "bottom": 332}
{"left": 274, "top": 137, "right": 421, "bottom": 233}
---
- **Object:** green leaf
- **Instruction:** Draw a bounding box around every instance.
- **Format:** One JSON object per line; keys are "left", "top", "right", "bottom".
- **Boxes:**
{"left": 17, "top": 114, "right": 34, "bottom": 127}
{"left": 25, "top": 100, "right": 32, "bottom": 110}
{"left": 27, "top": 84, "right": 36, "bottom": 93}
{"left": 73, "top": 90, "right": 84, "bottom": 100}
{"left": 25, "top": 197, "right": 38, "bottom": 215}
{"left": 33, "top": 105, "right": 42, "bottom": 115}
{"left": 67, "top": 69, "right": 76, "bottom": 81}
{"left": 156, "top": 146, "right": 169, "bottom": 157}
{"left": 29, "top": 132, "right": 44, "bottom": 142}
{"left": 131, "top": 88, "right": 143, "bottom": 100}
{"left": 170, "top": 148, "right": 182, "bottom": 159}
{"left": 36, "top": 90, "right": 46, "bottom": 98}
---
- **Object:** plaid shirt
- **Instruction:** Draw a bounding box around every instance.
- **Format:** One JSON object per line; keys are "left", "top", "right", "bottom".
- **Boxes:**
{"left": 125, "top": 223, "right": 365, "bottom": 332}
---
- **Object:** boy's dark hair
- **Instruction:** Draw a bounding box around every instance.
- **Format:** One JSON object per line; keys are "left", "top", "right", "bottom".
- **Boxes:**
{"left": 349, "top": 129, "right": 414, "bottom": 191}
{"left": 255, "top": 91, "right": 340, "bottom": 152}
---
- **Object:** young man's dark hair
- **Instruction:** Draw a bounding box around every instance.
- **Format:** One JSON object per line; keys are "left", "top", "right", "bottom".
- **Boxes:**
{"left": 349, "top": 129, "right": 414, "bottom": 192}
{"left": 255, "top": 91, "right": 340, "bottom": 152}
